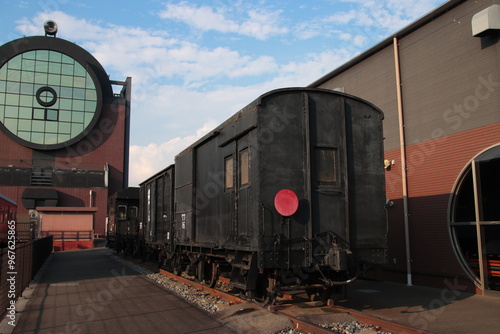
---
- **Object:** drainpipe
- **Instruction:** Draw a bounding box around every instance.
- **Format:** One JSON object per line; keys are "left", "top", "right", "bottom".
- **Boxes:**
{"left": 393, "top": 37, "right": 412, "bottom": 286}
{"left": 89, "top": 190, "right": 94, "bottom": 207}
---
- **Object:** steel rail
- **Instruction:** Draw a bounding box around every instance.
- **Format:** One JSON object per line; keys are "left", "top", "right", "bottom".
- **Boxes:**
{"left": 328, "top": 306, "right": 434, "bottom": 334}
{"left": 122, "top": 255, "right": 432, "bottom": 334}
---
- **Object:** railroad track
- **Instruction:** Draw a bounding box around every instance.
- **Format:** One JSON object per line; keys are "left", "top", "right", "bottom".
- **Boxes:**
{"left": 115, "top": 253, "right": 432, "bottom": 334}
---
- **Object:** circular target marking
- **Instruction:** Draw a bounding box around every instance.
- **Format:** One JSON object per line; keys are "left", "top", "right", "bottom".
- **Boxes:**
{"left": 274, "top": 189, "right": 299, "bottom": 216}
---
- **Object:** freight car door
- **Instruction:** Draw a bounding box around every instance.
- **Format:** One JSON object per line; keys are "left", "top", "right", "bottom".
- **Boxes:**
{"left": 308, "top": 93, "right": 349, "bottom": 247}
{"left": 236, "top": 135, "right": 251, "bottom": 246}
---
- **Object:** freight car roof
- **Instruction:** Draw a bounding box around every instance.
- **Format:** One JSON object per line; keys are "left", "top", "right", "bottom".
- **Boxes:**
{"left": 111, "top": 187, "right": 139, "bottom": 200}
{"left": 174, "top": 87, "right": 384, "bottom": 159}
{"left": 139, "top": 164, "right": 175, "bottom": 186}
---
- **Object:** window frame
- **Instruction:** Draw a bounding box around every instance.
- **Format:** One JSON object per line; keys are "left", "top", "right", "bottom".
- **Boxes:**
{"left": 224, "top": 155, "right": 234, "bottom": 190}
{"left": 239, "top": 148, "right": 250, "bottom": 188}
{"left": 315, "top": 147, "right": 339, "bottom": 186}
{"left": 129, "top": 206, "right": 139, "bottom": 219}
{"left": 117, "top": 205, "right": 127, "bottom": 220}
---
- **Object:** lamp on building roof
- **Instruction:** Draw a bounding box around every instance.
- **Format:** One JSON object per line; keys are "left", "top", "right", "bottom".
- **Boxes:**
{"left": 44, "top": 20, "right": 58, "bottom": 37}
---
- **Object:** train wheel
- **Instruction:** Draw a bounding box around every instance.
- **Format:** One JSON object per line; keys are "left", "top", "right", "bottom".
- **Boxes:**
{"left": 172, "top": 254, "right": 183, "bottom": 276}
{"left": 257, "top": 275, "right": 276, "bottom": 306}
{"left": 320, "top": 287, "right": 335, "bottom": 305}
{"left": 207, "top": 262, "right": 219, "bottom": 288}
{"left": 260, "top": 291, "right": 276, "bottom": 307}
{"left": 197, "top": 260, "right": 206, "bottom": 283}
{"left": 197, "top": 260, "right": 218, "bottom": 288}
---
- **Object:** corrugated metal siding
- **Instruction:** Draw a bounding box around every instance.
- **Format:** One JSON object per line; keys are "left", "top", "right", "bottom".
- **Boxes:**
{"left": 399, "top": 0, "right": 500, "bottom": 144}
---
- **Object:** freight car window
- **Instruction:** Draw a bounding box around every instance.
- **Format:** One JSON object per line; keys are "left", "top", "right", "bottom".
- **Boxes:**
{"left": 240, "top": 149, "right": 249, "bottom": 186}
{"left": 225, "top": 156, "right": 234, "bottom": 189}
{"left": 117, "top": 205, "right": 127, "bottom": 220}
{"left": 316, "top": 148, "right": 337, "bottom": 184}
{"left": 130, "top": 206, "right": 138, "bottom": 219}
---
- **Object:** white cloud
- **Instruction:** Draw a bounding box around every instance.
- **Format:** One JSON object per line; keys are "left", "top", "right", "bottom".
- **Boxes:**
{"left": 15, "top": 11, "right": 280, "bottom": 88}
{"left": 337, "top": 0, "right": 446, "bottom": 31}
{"left": 158, "top": 2, "right": 288, "bottom": 40}
{"left": 16, "top": 1, "right": 29, "bottom": 9}
{"left": 17, "top": 11, "right": 107, "bottom": 41}
{"left": 353, "top": 35, "right": 366, "bottom": 47}
{"left": 12, "top": 3, "right": 432, "bottom": 187}
{"left": 125, "top": 46, "right": 354, "bottom": 186}
{"left": 129, "top": 120, "right": 218, "bottom": 186}
{"left": 295, "top": 0, "right": 445, "bottom": 43}
{"left": 326, "top": 10, "right": 358, "bottom": 25}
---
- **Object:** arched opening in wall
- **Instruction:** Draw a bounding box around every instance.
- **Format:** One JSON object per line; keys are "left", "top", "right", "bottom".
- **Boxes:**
{"left": 450, "top": 144, "right": 500, "bottom": 295}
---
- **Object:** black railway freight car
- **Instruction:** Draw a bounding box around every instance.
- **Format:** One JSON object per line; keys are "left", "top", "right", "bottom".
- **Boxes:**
{"left": 140, "top": 165, "right": 175, "bottom": 263}
{"left": 107, "top": 187, "right": 140, "bottom": 254}
{"left": 112, "top": 88, "right": 388, "bottom": 302}
{"left": 170, "top": 87, "right": 387, "bottom": 301}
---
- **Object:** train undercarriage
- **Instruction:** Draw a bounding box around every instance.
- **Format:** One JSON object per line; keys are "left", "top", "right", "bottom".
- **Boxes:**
{"left": 131, "top": 242, "right": 359, "bottom": 305}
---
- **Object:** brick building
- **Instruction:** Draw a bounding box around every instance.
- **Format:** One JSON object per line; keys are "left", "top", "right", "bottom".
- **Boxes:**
{"left": 0, "top": 32, "right": 131, "bottom": 248}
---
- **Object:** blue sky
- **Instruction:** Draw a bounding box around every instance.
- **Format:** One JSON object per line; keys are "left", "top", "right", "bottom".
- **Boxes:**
{"left": 0, "top": 0, "right": 447, "bottom": 185}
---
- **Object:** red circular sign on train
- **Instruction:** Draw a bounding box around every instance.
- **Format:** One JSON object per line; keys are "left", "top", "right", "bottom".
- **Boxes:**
{"left": 274, "top": 189, "right": 299, "bottom": 216}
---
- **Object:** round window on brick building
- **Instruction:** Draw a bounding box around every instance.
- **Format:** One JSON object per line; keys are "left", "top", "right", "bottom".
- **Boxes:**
{"left": 449, "top": 144, "right": 500, "bottom": 294}
{"left": 0, "top": 43, "right": 104, "bottom": 150}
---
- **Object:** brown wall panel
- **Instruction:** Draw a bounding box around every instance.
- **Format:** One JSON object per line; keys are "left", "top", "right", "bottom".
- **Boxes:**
{"left": 383, "top": 123, "right": 500, "bottom": 286}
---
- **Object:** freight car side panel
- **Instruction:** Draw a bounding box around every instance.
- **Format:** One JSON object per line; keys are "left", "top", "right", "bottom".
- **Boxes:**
{"left": 193, "top": 108, "right": 258, "bottom": 249}
{"left": 307, "top": 92, "right": 348, "bottom": 241}
{"left": 194, "top": 136, "right": 232, "bottom": 246}
{"left": 142, "top": 167, "right": 175, "bottom": 245}
{"left": 175, "top": 150, "right": 194, "bottom": 243}
{"left": 345, "top": 98, "right": 387, "bottom": 263}
{"left": 162, "top": 168, "right": 175, "bottom": 245}
{"left": 235, "top": 133, "right": 253, "bottom": 245}
{"left": 144, "top": 180, "right": 156, "bottom": 242}
{"left": 258, "top": 91, "right": 312, "bottom": 267}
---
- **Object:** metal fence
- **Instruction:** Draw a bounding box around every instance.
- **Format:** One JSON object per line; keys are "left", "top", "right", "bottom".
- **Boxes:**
{"left": 0, "top": 236, "right": 53, "bottom": 319}
{"left": 14, "top": 222, "right": 36, "bottom": 242}
{"left": 39, "top": 231, "right": 93, "bottom": 240}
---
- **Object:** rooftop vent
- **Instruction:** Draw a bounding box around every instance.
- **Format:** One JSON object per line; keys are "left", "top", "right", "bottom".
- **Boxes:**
{"left": 472, "top": 5, "right": 500, "bottom": 37}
